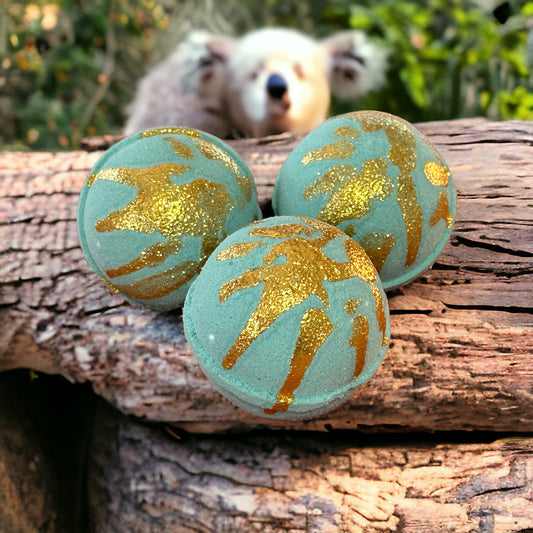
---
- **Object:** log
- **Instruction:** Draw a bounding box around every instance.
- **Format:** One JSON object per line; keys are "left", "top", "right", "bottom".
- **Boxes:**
{"left": 1, "top": 118, "right": 532, "bottom": 432}
{"left": 88, "top": 401, "right": 533, "bottom": 533}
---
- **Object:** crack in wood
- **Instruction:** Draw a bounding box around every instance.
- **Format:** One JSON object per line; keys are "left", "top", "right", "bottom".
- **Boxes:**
{"left": 455, "top": 235, "right": 533, "bottom": 258}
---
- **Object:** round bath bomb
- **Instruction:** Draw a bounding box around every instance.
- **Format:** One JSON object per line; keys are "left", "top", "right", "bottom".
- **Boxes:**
{"left": 78, "top": 127, "right": 261, "bottom": 310}
{"left": 273, "top": 110, "right": 456, "bottom": 290}
{"left": 183, "top": 215, "right": 390, "bottom": 420}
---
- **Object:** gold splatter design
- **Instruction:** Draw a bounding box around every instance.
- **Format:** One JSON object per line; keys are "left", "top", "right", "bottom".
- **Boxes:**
{"left": 344, "top": 298, "right": 362, "bottom": 315}
{"left": 217, "top": 240, "right": 266, "bottom": 261}
{"left": 396, "top": 171, "right": 423, "bottom": 267}
{"left": 163, "top": 136, "right": 194, "bottom": 159}
{"left": 112, "top": 260, "right": 198, "bottom": 300}
{"left": 106, "top": 239, "right": 182, "bottom": 278}
{"left": 344, "top": 224, "right": 355, "bottom": 238}
{"left": 424, "top": 161, "right": 449, "bottom": 186}
{"left": 191, "top": 136, "right": 241, "bottom": 177}
{"left": 201, "top": 235, "right": 221, "bottom": 262}
{"left": 344, "top": 284, "right": 368, "bottom": 378}
{"left": 350, "top": 314, "right": 369, "bottom": 378}
{"left": 249, "top": 223, "right": 313, "bottom": 239}
{"left": 162, "top": 134, "right": 255, "bottom": 213}
{"left": 370, "top": 282, "right": 389, "bottom": 347}
{"left": 264, "top": 308, "right": 335, "bottom": 415}
{"left": 358, "top": 113, "right": 423, "bottom": 268}
{"left": 92, "top": 171, "right": 232, "bottom": 240}
{"left": 430, "top": 190, "right": 454, "bottom": 228}
{"left": 175, "top": 135, "right": 254, "bottom": 209}
{"left": 141, "top": 126, "right": 200, "bottom": 138}
{"left": 303, "top": 159, "right": 394, "bottom": 226}
{"left": 302, "top": 140, "right": 354, "bottom": 164}
{"left": 219, "top": 221, "right": 375, "bottom": 369}
{"left": 342, "top": 235, "right": 380, "bottom": 284}
{"left": 89, "top": 164, "right": 233, "bottom": 300}
{"left": 237, "top": 175, "right": 253, "bottom": 203}
{"left": 360, "top": 233, "right": 396, "bottom": 273}
{"left": 218, "top": 218, "right": 388, "bottom": 414}
{"left": 334, "top": 126, "right": 361, "bottom": 138}
{"left": 88, "top": 164, "right": 189, "bottom": 231}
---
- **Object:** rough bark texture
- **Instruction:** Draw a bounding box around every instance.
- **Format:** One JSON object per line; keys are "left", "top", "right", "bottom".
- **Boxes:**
{"left": 1, "top": 118, "right": 532, "bottom": 433}
{"left": 2, "top": 118, "right": 533, "bottom": 533}
{"left": 88, "top": 402, "right": 533, "bottom": 533}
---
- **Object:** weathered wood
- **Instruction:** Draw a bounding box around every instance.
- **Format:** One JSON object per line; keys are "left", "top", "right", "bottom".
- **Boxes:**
{"left": 88, "top": 402, "right": 533, "bottom": 533}
{"left": 1, "top": 118, "right": 532, "bottom": 432}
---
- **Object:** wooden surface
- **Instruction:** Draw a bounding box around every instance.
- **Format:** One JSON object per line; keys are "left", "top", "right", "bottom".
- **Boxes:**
{"left": 1, "top": 118, "right": 533, "bottom": 433}
{"left": 1, "top": 117, "right": 533, "bottom": 532}
{"left": 89, "top": 401, "right": 533, "bottom": 533}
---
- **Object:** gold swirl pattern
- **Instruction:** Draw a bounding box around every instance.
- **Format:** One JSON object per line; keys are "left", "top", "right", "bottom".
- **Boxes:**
{"left": 360, "top": 233, "right": 397, "bottom": 273}
{"left": 162, "top": 136, "right": 195, "bottom": 159}
{"left": 424, "top": 160, "right": 450, "bottom": 186}
{"left": 264, "top": 307, "right": 336, "bottom": 414}
{"left": 344, "top": 298, "right": 368, "bottom": 378}
{"left": 303, "top": 159, "right": 394, "bottom": 226}
{"left": 87, "top": 133, "right": 251, "bottom": 301}
{"left": 334, "top": 126, "right": 361, "bottom": 139}
{"left": 299, "top": 112, "right": 453, "bottom": 274}
{"left": 216, "top": 218, "right": 388, "bottom": 415}
{"left": 359, "top": 114, "right": 423, "bottom": 268}
{"left": 141, "top": 126, "right": 200, "bottom": 138}
{"left": 216, "top": 240, "right": 266, "bottom": 261}
{"left": 302, "top": 140, "right": 354, "bottom": 164}
{"left": 111, "top": 260, "right": 199, "bottom": 300}
{"left": 190, "top": 135, "right": 242, "bottom": 177}
{"left": 430, "top": 190, "right": 454, "bottom": 228}
{"left": 344, "top": 298, "right": 362, "bottom": 315}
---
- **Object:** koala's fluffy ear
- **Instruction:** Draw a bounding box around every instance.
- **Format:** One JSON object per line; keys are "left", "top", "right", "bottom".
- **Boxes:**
{"left": 173, "top": 30, "right": 235, "bottom": 94}
{"left": 322, "top": 30, "right": 388, "bottom": 101}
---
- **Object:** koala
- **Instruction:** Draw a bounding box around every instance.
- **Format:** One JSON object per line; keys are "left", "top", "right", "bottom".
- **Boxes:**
{"left": 124, "top": 27, "right": 387, "bottom": 138}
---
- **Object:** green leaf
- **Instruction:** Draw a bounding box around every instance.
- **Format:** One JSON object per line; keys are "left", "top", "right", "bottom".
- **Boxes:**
{"left": 400, "top": 60, "right": 428, "bottom": 108}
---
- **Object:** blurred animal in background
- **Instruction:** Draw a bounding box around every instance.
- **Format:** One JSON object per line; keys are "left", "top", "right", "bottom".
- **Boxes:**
{"left": 124, "top": 27, "right": 387, "bottom": 138}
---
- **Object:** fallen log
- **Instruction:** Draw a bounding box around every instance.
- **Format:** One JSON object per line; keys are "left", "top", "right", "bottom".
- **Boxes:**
{"left": 1, "top": 118, "right": 532, "bottom": 432}
{"left": 88, "top": 401, "right": 533, "bottom": 533}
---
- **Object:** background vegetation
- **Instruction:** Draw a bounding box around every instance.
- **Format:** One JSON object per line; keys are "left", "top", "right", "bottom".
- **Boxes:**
{"left": 1, "top": 0, "right": 532, "bottom": 150}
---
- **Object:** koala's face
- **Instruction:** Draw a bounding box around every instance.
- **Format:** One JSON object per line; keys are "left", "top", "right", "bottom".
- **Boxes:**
{"left": 224, "top": 29, "right": 331, "bottom": 138}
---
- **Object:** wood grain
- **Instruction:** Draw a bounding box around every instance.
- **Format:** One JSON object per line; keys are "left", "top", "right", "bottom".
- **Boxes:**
{"left": 1, "top": 118, "right": 532, "bottom": 433}
{"left": 88, "top": 402, "right": 533, "bottom": 533}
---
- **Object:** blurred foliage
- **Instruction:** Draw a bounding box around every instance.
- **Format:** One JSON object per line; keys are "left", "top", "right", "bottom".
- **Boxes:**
{"left": 1, "top": 0, "right": 532, "bottom": 150}
{"left": 337, "top": 0, "right": 533, "bottom": 121}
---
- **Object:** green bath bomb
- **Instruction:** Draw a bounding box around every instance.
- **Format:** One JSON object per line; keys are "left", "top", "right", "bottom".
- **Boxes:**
{"left": 183, "top": 215, "right": 390, "bottom": 420}
{"left": 78, "top": 127, "right": 261, "bottom": 310}
{"left": 273, "top": 110, "right": 456, "bottom": 290}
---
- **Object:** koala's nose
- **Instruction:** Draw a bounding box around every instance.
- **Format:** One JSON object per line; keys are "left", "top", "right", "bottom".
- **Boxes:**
{"left": 267, "top": 73, "right": 288, "bottom": 99}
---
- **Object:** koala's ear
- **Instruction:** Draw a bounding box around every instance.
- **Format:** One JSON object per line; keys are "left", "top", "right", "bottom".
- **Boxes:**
{"left": 205, "top": 34, "right": 235, "bottom": 64}
{"left": 174, "top": 31, "right": 235, "bottom": 93}
{"left": 322, "top": 30, "right": 388, "bottom": 101}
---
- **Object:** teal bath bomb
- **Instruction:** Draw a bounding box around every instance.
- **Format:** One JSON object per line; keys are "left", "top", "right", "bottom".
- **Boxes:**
{"left": 183, "top": 215, "right": 390, "bottom": 420}
{"left": 78, "top": 127, "right": 261, "bottom": 310}
{"left": 273, "top": 110, "right": 456, "bottom": 290}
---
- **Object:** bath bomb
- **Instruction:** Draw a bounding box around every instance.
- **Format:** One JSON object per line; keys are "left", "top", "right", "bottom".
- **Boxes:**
{"left": 273, "top": 110, "right": 456, "bottom": 290}
{"left": 183, "top": 215, "right": 390, "bottom": 420}
{"left": 78, "top": 127, "right": 261, "bottom": 310}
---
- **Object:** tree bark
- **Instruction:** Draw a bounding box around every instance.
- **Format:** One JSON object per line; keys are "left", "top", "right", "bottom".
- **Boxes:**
{"left": 1, "top": 118, "right": 532, "bottom": 433}
{"left": 88, "top": 401, "right": 533, "bottom": 533}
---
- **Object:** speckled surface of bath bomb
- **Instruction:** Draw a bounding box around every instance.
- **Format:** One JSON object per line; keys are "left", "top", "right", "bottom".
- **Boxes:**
{"left": 78, "top": 127, "right": 261, "bottom": 310}
{"left": 273, "top": 111, "right": 456, "bottom": 290}
{"left": 183, "top": 215, "right": 390, "bottom": 420}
